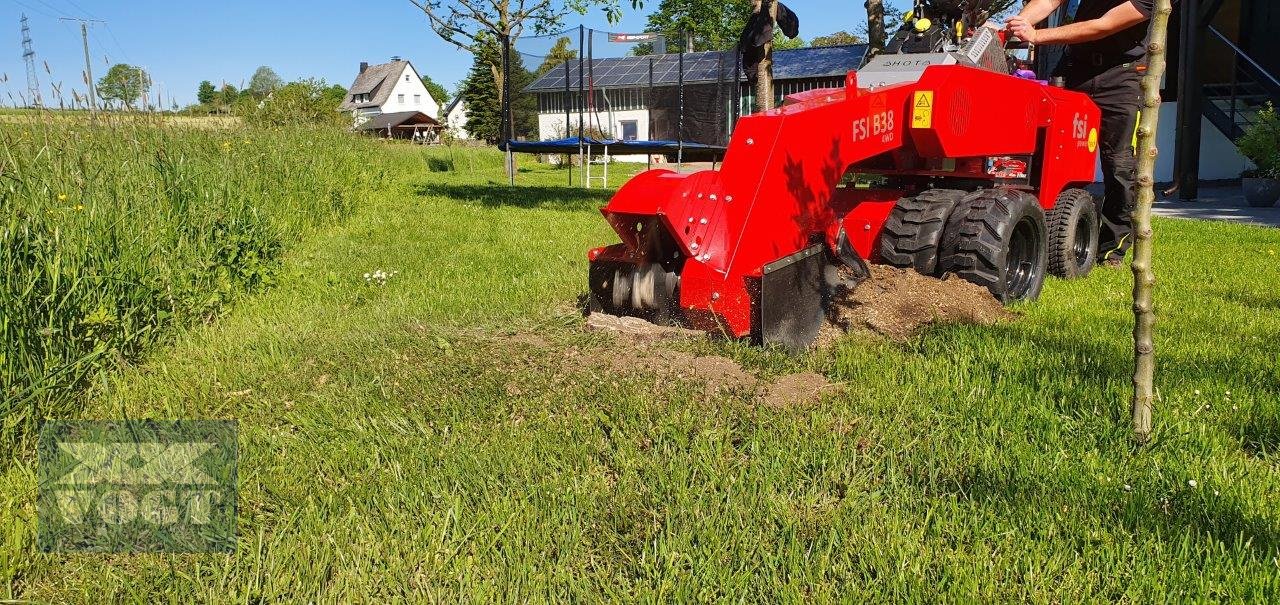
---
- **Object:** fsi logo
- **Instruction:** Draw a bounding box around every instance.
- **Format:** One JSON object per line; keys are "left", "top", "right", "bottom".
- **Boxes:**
{"left": 1072, "top": 112, "right": 1091, "bottom": 141}
{"left": 38, "top": 420, "right": 237, "bottom": 553}
{"left": 853, "top": 111, "right": 896, "bottom": 143}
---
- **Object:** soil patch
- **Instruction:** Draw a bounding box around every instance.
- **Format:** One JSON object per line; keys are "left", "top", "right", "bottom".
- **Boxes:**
{"left": 820, "top": 265, "right": 1013, "bottom": 344}
{"left": 759, "top": 372, "right": 831, "bottom": 408}
{"left": 585, "top": 313, "right": 706, "bottom": 342}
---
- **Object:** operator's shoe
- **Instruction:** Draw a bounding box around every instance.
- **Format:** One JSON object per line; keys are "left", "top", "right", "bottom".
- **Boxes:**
{"left": 1102, "top": 257, "right": 1125, "bottom": 268}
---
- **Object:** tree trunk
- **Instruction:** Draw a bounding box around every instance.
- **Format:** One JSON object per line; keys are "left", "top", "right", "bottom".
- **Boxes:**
{"left": 754, "top": 0, "right": 778, "bottom": 112}
{"left": 865, "top": 0, "right": 887, "bottom": 55}
{"left": 1131, "top": 0, "right": 1173, "bottom": 443}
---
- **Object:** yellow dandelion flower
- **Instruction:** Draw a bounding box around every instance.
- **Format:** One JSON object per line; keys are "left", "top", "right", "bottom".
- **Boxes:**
{"left": 58, "top": 193, "right": 68, "bottom": 201}
{"left": 76, "top": 204, "right": 85, "bottom": 211}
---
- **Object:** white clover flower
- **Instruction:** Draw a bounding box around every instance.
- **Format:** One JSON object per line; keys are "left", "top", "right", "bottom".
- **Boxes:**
{"left": 1188, "top": 480, "right": 1197, "bottom": 488}
{"left": 1123, "top": 484, "right": 1132, "bottom": 492}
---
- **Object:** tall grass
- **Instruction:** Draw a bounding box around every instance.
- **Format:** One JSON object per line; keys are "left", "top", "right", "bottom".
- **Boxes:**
{"left": 0, "top": 115, "right": 380, "bottom": 454}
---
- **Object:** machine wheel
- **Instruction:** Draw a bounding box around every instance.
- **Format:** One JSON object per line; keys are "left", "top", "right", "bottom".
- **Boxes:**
{"left": 939, "top": 189, "right": 1048, "bottom": 304}
{"left": 1046, "top": 188, "right": 1100, "bottom": 279}
{"left": 878, "top": 188, "right": 968, "bottom": 275}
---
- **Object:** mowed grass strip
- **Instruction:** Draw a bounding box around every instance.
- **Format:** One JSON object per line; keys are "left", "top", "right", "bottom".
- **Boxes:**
{"left": 4, "top": 142, "right": 1280, "bottom": 601}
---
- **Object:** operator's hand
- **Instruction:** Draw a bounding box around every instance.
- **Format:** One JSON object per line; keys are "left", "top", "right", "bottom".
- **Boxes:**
{"left": 1005, "top": 16, "right": 1040, "bottom": 44}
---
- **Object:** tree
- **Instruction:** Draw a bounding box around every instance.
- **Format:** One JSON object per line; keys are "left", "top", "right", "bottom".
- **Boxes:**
{"left": 1131, "top": 0, "right": 1174, "bottom": 442}
{"left": 97, "top": 63, "right": 150, "bottom": 110}
{"left": 408, "top": 0, "right": 621, "bottom": 111}
{"left": 460, "top": 36, "right": 539, "bottom": 143}
{"left": 640, "top": 0, "right": 755, "bottom": 53}
{"left": 420, "top": 74, "right": 451, "bottom": 111}
{"left": 197, "top": 80, "right": 217, "bottom": 105}
{"left": 248, "top": 66, "right": 284, "bottom": 98}
{"left": 862, "top": 0, "right": 893, "bottom": 54}
{"left": 248, "top": 79, "right": 349, "bottom": 127}
{"left": 460, "top": 39, "right": 503, "bottom": 143}
{"left": 322, "top": 84, "right": 348, "bottom": 110}
{"left": 773, "top": 30, "right": 804, "bottom": 50}
{"left": 810, "top": 30, "right": 862, "bottom": 47}
{"left": 218, "top": 84, "right": 239, "bottom": 107}
{"left": 535, "top": 36, "right": 577, "bottom": 77}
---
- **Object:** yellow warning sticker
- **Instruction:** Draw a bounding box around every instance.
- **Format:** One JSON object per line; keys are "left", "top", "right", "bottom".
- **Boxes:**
{"left": 912, "top": 91, "right": 934, "bottom": 128}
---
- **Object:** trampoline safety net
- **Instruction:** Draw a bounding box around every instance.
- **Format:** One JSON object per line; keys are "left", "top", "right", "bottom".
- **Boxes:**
{"left": 501, "top": 28, "right": 740, "bottom": 159}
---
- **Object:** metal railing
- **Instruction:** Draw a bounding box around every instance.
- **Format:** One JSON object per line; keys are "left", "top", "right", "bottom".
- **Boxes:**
{"left": 1201, "top": 25, "right": 1280, "bottom": 140}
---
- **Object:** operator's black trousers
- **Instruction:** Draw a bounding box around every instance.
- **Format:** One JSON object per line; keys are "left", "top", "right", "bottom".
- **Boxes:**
{"left": 1056, "top": 58, "right": 1143, "bottom": 262}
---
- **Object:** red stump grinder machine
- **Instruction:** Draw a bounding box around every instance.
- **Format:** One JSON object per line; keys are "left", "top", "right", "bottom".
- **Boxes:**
{"left": 587, "top": 1, "right": 1103, "bottom": 349}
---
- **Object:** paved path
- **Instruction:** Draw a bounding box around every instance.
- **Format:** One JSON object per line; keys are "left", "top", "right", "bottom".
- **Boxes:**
{"left": 1089, "top": 183, "right": 1280, "bottom": 228}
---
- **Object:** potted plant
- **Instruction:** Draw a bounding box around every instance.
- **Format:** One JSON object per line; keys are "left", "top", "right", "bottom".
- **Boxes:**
{"left": 1237, "top": 103, "right": 1280, "bottom": 207}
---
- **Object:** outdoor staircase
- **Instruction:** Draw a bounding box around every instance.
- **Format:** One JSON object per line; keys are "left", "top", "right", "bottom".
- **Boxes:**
{"left": 1200, "top": 25, "right": 1280, "bottom": 141}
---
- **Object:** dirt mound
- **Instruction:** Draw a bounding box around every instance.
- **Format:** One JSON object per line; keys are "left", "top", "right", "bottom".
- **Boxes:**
{"left": 596, "top": 345, "right": 759, "bottom": 396}
{"left": 585, "top": 313, "right": 705, "bottom": 342}
{"left": 759, "top": 372, "right": 831, "bottom": 408}
{"left": 820, "top": 265, "right": 1013, "bottom": 343}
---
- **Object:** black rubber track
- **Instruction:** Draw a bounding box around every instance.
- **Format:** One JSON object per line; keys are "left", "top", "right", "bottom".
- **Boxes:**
{"left": 1046, "top": 188, "right": 1100, "bottom": 279}
{"left": 877, "top": 188, "right": 967, "bottom": 275}
{"left": 938, "top": 188, "right": 1049, "bottom": 304}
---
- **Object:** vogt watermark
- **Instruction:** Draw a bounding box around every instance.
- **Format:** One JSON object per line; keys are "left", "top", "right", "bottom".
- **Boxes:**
{"left": 38, "top": 420, "right": 237, "bottom": 553}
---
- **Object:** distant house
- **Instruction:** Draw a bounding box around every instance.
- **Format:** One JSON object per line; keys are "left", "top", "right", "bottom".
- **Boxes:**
{"left": 522, "top": 45, "right": 868, "bottom": 161}
{"left": 442, "top": 97, "right": 470, "bottom": 139}
{"left": 338, "top": 58, "right": 441, "bottom": 125}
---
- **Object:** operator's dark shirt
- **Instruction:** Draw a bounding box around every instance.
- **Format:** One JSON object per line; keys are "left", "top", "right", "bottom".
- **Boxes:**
{"left": 1071, "top": 0, "right": 1175, "bottom": 59}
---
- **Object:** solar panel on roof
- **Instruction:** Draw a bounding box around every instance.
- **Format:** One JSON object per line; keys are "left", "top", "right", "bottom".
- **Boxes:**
{"left": 523, "top": 44, "right": 867, "bottom": 91}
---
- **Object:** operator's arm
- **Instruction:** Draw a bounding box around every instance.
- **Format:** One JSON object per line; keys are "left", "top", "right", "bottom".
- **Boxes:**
{"left": 1007, "top": 1, "right": 1150, "bottom": 45}
{"left": 1014, "top": 0, "right": 1067, "bottom": 27}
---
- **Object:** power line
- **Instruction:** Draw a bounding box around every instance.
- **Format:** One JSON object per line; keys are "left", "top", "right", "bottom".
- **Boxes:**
{"left": 102, "top": 23, "right": 132, "bottom": 63}
{"left": 11, "top": 0, "right": 59, "bottom": 20}
{"left": 61, "top": 0, "right": 98, "bottom": 20}
{"left": 28, "top": 0, "right": 72, "bottom": 18}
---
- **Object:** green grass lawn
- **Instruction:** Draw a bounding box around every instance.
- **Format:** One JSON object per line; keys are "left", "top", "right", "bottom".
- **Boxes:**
{"left": 4, "top": 142, "right": 1280, "bottom": 602}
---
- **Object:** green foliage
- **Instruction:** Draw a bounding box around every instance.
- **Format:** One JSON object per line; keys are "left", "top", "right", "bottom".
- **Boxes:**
{"left": 461, "top": 39, "right": 504, "bottom": 142}
{"left": 218, "top": 84, "right": 240, "bottom": 107}
{"left": 197, "top": 80, "right": 217, "bottom": 105}
{"left": 536, "top": 36, "right": 578, "bottom": 76}
{"left": 420, "top": 74, "right": 451, "bottom": 115}
{"left": 248, "top": 66, "right": 284, "bottom": 98}
{"left": 97, "top": 63, "right": 151, "bottom": 109}
{"left": 509, "top": 52, "right": 538, "bottom": 140}
{"left": 639, "top": 0, "right": 754, "bottom": 52}
{"left": 773, "top": 30, "right": 805, "bottom": 50}
{"left": 321, "top": 84, "right": 348, "bottom": 109}
{"left": 0, "top": 119, "right": 373, "bottom": 456}
{"left": 417, "top": 0, "right": 623, "bottom": 54}
{"left": 1237, "top": 103, "right": 1280, "bottom": 178}
{"left": 246, "top": 79, "right": 350, "bottom": 127}
{"left": 810, "top": 30, "right": 864, "bottom": 47}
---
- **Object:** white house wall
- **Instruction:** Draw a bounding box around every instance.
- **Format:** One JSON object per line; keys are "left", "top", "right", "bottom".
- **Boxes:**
{"left": 538, "top": 109, "right": 652, "bottom": 163}
{"left": 379, "top": 64, "right": 441, "bottom": 117}
{"left": 1090, "top": 101, "right": 1249, "bottom": 183}
{"left": 446, "top": 100, "right": 470, "bottom": 139}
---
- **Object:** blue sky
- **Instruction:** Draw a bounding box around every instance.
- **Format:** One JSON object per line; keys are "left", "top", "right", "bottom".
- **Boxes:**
{"left": 1, "top": 0, "right": 905, "bottom": 108}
